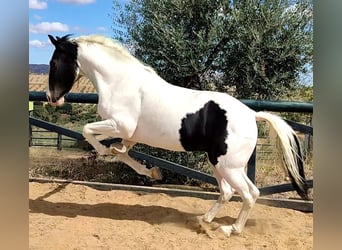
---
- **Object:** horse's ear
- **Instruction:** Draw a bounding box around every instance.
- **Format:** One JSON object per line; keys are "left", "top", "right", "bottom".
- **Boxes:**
{"left": 48, "top": 35, "right": 58, "bottom": 47}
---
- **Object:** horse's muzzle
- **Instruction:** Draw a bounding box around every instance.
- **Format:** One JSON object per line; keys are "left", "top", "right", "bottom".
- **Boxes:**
{"left": 46, "top": 92, "right": 65, "bottom": 106}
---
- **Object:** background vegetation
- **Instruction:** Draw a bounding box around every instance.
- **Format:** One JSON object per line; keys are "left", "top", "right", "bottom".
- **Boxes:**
{"left": 112, "top": 0, "right": 313, "bottom": 99}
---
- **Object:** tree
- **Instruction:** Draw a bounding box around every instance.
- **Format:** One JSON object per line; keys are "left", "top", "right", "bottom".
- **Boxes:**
{"left": 112, "top": 0, "right": 229, "bottom": 90}
{"left": 221, "top": 0, "right": 313, "bottom": 99}
{"left": 111, "top": 0, "right": 312, "bottom": 99}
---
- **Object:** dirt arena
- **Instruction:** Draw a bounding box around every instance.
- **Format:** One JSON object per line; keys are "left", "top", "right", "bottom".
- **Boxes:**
{"left": 29, "top": 182, "right": 312, "bottom": 250}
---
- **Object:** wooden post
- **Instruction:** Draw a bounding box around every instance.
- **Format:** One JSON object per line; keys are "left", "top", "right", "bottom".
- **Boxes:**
{"left": 29, "top": 101, "right": 34, "bottom": 147}
{"left": 303, "top": 120, "right": 313, "bottom": 158}
{"left": 57, "top": 134, "right": 62, "bottom": 150}
{"left": 29, "top": 124, "right": 33, "bottom": 147}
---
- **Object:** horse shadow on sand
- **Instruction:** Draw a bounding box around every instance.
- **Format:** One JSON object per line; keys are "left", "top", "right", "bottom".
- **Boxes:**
{"left": 29, "top": 183, "right": 258, "bottom": 237}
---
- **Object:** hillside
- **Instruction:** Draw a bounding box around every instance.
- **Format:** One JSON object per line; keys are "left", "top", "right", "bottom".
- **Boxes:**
{"left": 29, "top": 64, "right": 49, "bottom": 74}
{"left": 29, "top": 73, "right": 96, "bottom": 93}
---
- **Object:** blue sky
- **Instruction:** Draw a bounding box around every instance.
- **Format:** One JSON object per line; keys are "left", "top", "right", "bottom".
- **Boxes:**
{"left": 29, "top": 0, "right": 124, "bottom": 64}
{"left": 29, "top": 0, "right": 312, "bottom": 85}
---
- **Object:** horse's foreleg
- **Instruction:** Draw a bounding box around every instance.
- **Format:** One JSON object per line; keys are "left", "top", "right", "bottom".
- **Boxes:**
{"left": 117, "top": 140, "right": 162, "bottom": 180}
{"left": 116, "top": 153, "right": 163, "bottom": 180}
{"left": 82, "top": 119, "right": 133, "bottom": 155}
{"left": 94, "top": 134, "right": 111, "bottom": 141}
{"left": 83, "top": 125, "right": 163, "bottom": 180}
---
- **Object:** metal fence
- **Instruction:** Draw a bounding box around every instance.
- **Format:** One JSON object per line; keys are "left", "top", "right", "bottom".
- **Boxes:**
{"left": 29, "top": 91, "right": 313, "bottom": 210}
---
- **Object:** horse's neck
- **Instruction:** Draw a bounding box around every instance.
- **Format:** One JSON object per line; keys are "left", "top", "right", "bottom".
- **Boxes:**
{"left": 77, "top": 43, "right": 140, "bottom": 97}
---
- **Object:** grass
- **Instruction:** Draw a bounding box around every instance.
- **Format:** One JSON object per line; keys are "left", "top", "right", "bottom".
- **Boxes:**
{"left": 29, "top": 147, "right": 155, "bottom": 185}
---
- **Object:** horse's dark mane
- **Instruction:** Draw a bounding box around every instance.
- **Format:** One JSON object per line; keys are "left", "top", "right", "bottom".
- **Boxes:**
{"left": 56, "top": 34, "right": 74, "bottom": 42}
{"left": 50, "top": 34, "right": 78, "bottom": 59}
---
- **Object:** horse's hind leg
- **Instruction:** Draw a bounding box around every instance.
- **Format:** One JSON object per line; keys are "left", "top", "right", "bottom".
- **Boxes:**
{"left": 202, "top": 167, "right": 235, "bottom": 223}
{"left": 208, "top": 133, "right": 259, "bottom": 236}
{"left": 82, "top": 120, "right": 162, "bottom": 179}
{"left": 217, "top": 166, "right": 260, "bottom": 236}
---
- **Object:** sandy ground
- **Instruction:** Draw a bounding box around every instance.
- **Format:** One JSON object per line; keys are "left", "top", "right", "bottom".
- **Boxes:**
{"left": 29, "top": 182, "right": 312, "bottom": 250}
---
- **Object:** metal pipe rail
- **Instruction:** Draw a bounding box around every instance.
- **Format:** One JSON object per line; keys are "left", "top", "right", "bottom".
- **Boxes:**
{"left": 29, "top": 91, "right": 313, "bottom": 113}
{"left": 29, "top": 91, "right": 314, "bottom": 198}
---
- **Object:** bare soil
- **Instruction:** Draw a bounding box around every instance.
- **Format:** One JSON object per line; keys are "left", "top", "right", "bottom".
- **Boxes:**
{"left": 29, "top": 147, "right": 313, "bottom": 249}
{"left": 29, "top": 181, "right": 312, "bottom": 250}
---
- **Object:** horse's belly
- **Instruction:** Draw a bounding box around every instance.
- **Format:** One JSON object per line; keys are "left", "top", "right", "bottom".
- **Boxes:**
{"left": 131, "top": 122, "right": 185, "bottom": 151}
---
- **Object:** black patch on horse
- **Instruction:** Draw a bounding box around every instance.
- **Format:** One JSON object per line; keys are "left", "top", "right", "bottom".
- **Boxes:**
{"left": 179, "top": 100, "right": 228, "bottom": 165}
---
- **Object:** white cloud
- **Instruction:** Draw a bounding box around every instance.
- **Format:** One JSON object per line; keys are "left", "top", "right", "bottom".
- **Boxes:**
{"left": 30, "top": 22, "right": 69, "bottom": 34}
{"left": 29, "top": 39, "right": 50, "bottom": 48}
{"left": 96, "top": 26, "right": 106, "bottom": 32}
{"left": 29, "top": 0, "right": 48, "bottom": 9}
{"left": 57, "top": 0, "right": 96, "bottom": 4}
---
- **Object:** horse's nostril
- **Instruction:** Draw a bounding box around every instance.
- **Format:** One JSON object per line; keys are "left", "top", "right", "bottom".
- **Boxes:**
{"left": 46, "top": 92, "right": 59, "bottom": 103}
{"left": 51, "top": 97, "right": 58, "bottom": 103}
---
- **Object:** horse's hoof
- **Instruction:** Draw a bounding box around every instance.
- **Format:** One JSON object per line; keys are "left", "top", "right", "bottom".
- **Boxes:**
{"left": 151, "top": 167, "right": 163, "bottom": 180}
{"left": 217, "top": 224, "right": 239, "bottom": 237}
{"left": 217, "top": 225, "right": 233, "bottom": 237}
{"left": 110, "top": 142, "right": 127, "bottom": 154}
{"left": 195, "top": 215, "right": 216, "bottom": 239}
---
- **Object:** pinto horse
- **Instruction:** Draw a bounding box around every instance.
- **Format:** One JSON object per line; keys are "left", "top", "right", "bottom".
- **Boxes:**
{"left": 46, "top": 34, "right": 308, "bottom": 236}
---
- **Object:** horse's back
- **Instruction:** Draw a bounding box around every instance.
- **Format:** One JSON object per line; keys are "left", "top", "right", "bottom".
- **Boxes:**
{"left": 132, "top": 80, "right": 257, "bottom": 153}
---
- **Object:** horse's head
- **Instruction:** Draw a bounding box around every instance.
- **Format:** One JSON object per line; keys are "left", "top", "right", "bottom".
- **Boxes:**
{"left": 47, "top": 34, "right": 79, "bottom": 106}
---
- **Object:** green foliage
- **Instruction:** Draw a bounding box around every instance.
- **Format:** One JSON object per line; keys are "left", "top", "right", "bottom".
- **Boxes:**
{"left": 32, "top": 103, "right": 51, "bottom": 121}
{"left": 112, "top": 0, "right": 228, "bottom": 89}
{"left": 280, "top": 84, "right": 313, "bottom": 123}
{"left": 68, "top": 104, "right": 99, "bottom": 124}
{"left": 112, "top": 0, "right": 313, "bottom": 99}
{"left": 222, "top": 0, "right": 313, "bottom": 99}
{"left": 32, "top": 102, "right": 100, "bottom": 127}
{"left": 55, "top": 103, "right": 72, "bottom": 114}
